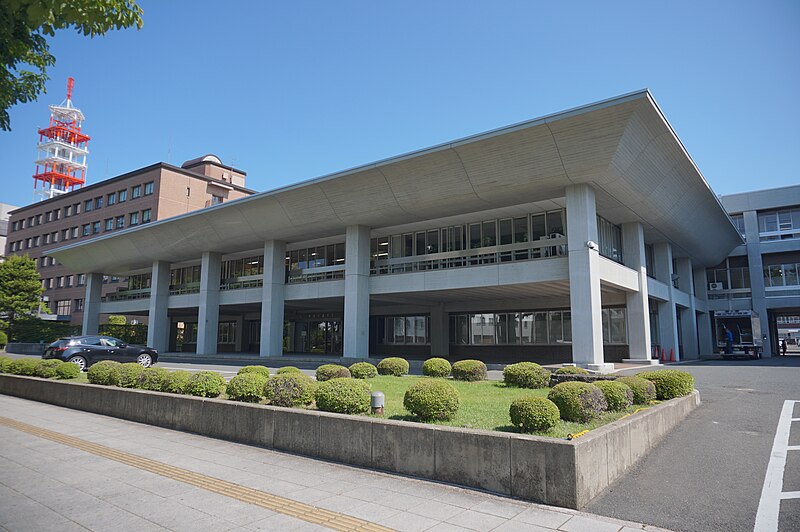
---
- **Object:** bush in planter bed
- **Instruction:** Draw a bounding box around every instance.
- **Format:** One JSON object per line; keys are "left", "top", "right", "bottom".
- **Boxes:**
{"left": 264, "top": 373, "right": 317, "bottom": 407}
{"left": 9, "top": 358, "right": 39, "bottom": 376}
{"left": 277, "top": 366, "right": 302, "bottom": 375}
{"left": 137, "top": 367, "right": 169, "bottom": 391}
{"left": 161, "top": 370, "right": 192, "bottom": 394}
{"left": 185, "top": 371, "right": 226, "bottom": 398}
{"left": 616, "top": 376, "right": 656, "bottom": 405}
{"left": 422, "top": 357, "right": 452, "bottom": 378}
{"left": 55, "top": 361, "right": 80, "bottom": 379}
{"left": 34, "top": 359, "right": 63, "bottom": 378}
{"left": 87, "top": 360, "right": 122, "bottom": 385}
{"left": 118, "top": 363, "right": 145, "bottom": 388}
{"left": 316, "top": 364, "right": 351, "bottom": 381}
{"left": 594, "top": 380, "right": 633, "bottom": 411}
{"left": 638, "top": 369, "right": 694, "bottom": 400}
{"left": 509, "top": 396, "right": 560, "bottom": 433}
{"left": 377, "top": 357, "right": 409, "bottom": 376}
{"left": 555, "top": 366, "right": 590, "bottom": 375}
{"left": 547, "top": 381, "right": 607, "bottom": 422}
{"left": 226, "top": 373, "right": 268, "bottom": 403}
{"left": 403, "top": 379, "right": 460, "bottom": 421}
{"left": 451, "top": 359, "right": 487, "bottom": 381}
{"left": 0, "top": 356, "right": 13, "bottom": 373}
{"left": 349, "top": 361, "right": 378, "bottom": 379}
{"left": 503, "top": 362, "right": 550, "bottom": 389}
{"left": 237, "top": 365, "right": 270, "bottom": 378}
{"left": 314, "top": 378, "right": 371, "bottom": 414}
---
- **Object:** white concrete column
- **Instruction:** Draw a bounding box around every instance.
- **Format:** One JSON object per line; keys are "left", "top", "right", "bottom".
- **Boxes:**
{"left": 429, "top": 303, "right": 449, "bottom": 357}
{"left": 653, "top": 243, "right": 680, "bottom": 360}
{"left": 694, "top": 267, "right": 714, "bottom": 355}
{"left": 81, "top": 272, "right": 103, "bottom": 335}
{"left": 676, "top": 257, "right": 699, "bottom": 359}
{"left": 196, "top": 252, "right": 221, "bottom": 355}
{"left": 260, "top": 240, "right": 286, "bottom": 357}
{"left": 344, "top": 225, "right": 371, "bottom": 359}
{"left": 147, "top": 261, "right": 170, "bottom": 353}
{"left": 621, "top": 222, "right": 655, "bottom": 364}
{"left": 566, "top": 184, "right": 610, "bottom": 371}
{"left": 744, "top": 210, "right": 772, "bottom": 356}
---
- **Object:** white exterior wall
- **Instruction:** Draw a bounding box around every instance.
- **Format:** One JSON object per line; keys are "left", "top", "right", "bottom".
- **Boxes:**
{"left": 622, "top": 222, "right": 653, "bottom": 363}
{"left": 197, "top": 252, "right": 221, "bottom": 355}
{"left": 147, "top": 261, "right": 171, "bottom": 353}
{"left": 260, "top": 240, "right": 286, "bottom": 357}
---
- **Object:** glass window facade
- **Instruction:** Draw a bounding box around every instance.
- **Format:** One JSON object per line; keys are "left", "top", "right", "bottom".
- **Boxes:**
{"left": 378, "top": 315, "right": 430, "bottom": 345}
{"left": 758, "top": 207, "right": 800, "bottom": 241}
{"left": 597, "top": 216, "right": 623, "bottom": 263}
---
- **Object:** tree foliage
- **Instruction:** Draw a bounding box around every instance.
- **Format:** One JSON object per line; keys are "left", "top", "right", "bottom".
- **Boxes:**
{"left": 0, "top": 0, "right": 144, "bottom": 130}
{"left": 0, "top": 255, "right": 43, "bottom": 331}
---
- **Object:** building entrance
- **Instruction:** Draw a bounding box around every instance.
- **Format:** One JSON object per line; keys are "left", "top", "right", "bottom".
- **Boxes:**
{"left": 285, "top": 318, "right": 342, "bottom": 355}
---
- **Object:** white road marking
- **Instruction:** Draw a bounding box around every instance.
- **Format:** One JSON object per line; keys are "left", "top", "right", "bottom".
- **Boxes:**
{"left": 780, "top": 491, "right": 800, "bottom": 499}
{"left": 754, "top": 399, "right": 798, "bottom": 531}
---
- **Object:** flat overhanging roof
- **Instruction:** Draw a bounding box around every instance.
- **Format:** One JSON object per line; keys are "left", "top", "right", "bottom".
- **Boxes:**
{"left": 49, "top": 90, "right": 742, "bottom": 273}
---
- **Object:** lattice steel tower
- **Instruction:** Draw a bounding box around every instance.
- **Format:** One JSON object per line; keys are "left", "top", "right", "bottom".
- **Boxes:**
{"left": 33, "top": 77, "right": 90, "bottom": 201}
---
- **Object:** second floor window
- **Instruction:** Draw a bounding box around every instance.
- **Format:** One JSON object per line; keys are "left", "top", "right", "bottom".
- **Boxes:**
{"left": 116, "top": 216, "right": 125, "bottom": 229}
{"left": 132, "top": 185, "right": 142, "bottom": 199}
{"left": 105, "top": 218, "right": 113, "bottom": 231}
{"left": 142, "top": 209, "right": 152, "bottom": 223}
{"left": 108, "top": 192, "right": 117, "bottom": 205}
{"left": 82, "top": 224, "right": 90, "bottom": 236}
{"left": 130, "top": 212, "right": 139, "bottom": 225}
{"left": 119, "top": 189, "right": 127, "bottom": 202}
{"left": 84, "top": 199, "right": 93, "bottom": 212}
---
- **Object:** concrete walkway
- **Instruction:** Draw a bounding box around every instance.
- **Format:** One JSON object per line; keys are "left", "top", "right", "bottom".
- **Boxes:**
{"left": 0, "top": 395, "right": 668, "bottom": 532}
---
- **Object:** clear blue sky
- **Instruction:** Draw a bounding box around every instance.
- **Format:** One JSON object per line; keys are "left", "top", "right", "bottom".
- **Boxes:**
{"left": 1, "top": 0, "right": 798, "bottom": 208}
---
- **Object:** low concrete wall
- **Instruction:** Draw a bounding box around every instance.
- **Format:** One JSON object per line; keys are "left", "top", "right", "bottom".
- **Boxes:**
{"left": 6, "top": 343, "right": 47, "bottom": 355}
{"left": 0, "top": 375, "right": 700, "bottom": 509}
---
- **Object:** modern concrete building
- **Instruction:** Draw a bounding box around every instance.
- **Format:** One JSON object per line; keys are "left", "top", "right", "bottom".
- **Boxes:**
{"left": 49, "top": 91, "right": 744, "bottom": 369}
{"left": 5, "top": 156, "right": 254, "bottom": 324}
{"left": 0, "top": 203, "right": 19, "bottom": 259}
{"left": 707, "top": 185, "right": 800, "bottom": 356}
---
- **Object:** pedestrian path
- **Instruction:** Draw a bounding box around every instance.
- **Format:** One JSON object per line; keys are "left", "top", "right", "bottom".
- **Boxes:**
{"left": 0, "top": 395, "right": 669, "bottom": 532}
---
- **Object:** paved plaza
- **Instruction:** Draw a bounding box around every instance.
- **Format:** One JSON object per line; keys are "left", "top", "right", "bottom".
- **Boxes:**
{"left": 0, "top": 394, "right": 666, "bottom": 532}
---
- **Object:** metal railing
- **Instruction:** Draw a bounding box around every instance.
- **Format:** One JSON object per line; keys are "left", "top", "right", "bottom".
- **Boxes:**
{"left": 220, "top": 274, "right": 263, "bottom": 290}
{"left": 287, "top": 264, "right": 346, "bottom": 284}
{"left": 103, "top": 288, "right": 151, "bottom": 302}
{"left": 169, "top": 283, "right": 200, "bottom": 295}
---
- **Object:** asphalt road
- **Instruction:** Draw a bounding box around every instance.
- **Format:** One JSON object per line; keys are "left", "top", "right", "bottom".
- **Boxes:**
{"left": 587, "top": 356, "right": 800, "bottom": 532}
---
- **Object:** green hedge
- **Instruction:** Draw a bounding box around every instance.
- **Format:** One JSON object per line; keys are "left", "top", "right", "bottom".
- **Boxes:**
{"left": 509, "top": 396, "right": 560, "bottom": 433}
{"left": 594, "top": 381, "right": 633, "bottom": 411}
{"left": 10, "top": 358, "right": 40, "bottom": 376}
{"left": 0, "top": 331, "right": 7, "bottom": 347}
{"left": 87, "top": 360, "right": 122, "bottom": 385}
{"left": 547, "top": 381, "right": 608, "bottom": 422}
{"left": 137, "top": 367, "right": 169, "bottom": 391}
{"left": 451, "top": 359, "right": 487, "bottom": 381}
{"left": 8, "top": 318, "right": 80, "bottom": 343}
{"left": 185, "top": 371, "right": 226, "bottom": 398}
{"left": 161, "top": 370, "right": 192, "bottom": 394}
{"left": 237, "top": 365, "right": 271, "bottom": 378}
{"left": 616, "top": 376, "right": 656, "bottom": 405}
{"left": 98, "top": 324, "right": 148, "bottom": 345}
{"left": 422, "top": 358, "right": 452, "bottom": 378}
{"left": 555, "top": 366, "right": 590, "bottom": 375}
{"left": 264, "top": 373, "right": 317, "bottom": 407}
{"left": 277, "top": 366, "right": 302, "bottom": 375}
{"left": 314, "top": 378, "right": 371, "bottom": 414}
{"left": 55, "top": 361, "right": 80, "bottom": 379}
{"left": 377, "top": 357, "right": 409, "bottom": 376}
{"left": 503, "top": 362, "right": 550, "bottom": 389}
{"left": 403, "top": 379, "right": 460, "bottom": 421}
{"left": 349, "top": 362, "right": 378, "bottom": 379}
{"left": 118, "top": 363, "right": 145, "bottom": 388}
{"left": 316, "top": 364, "right": 351, "bottom": 381}
{"left": 0, "top": 356, "right": 12, "bottom": 372}
{"left": 227, "top": 373, "right": 268, "bottom": 403}
{"left": 638, "top": 369, "right": 695, "bottom": 400}
{"left": 34, "top": 359, "right": 63, "bottom": 378}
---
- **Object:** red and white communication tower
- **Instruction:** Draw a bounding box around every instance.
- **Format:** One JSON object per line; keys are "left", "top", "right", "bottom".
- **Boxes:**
{"left": 32, "top": 77, "right": 90, "bottom": 201}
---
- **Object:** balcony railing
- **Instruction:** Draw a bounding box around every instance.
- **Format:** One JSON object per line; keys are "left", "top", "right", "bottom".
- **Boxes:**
{"left": 103, "top": 288, "right": 151, "bottom": 302}
{"left": 220, "top": 274, "right": 263, "bottom": 290}
{"left": 287, "top": 264, "right": 346, "bottom": 284}
{"left": 169, "top": 283, "right": 200, "bottom": 295}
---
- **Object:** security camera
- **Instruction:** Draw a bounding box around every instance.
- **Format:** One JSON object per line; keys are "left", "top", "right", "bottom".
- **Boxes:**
{"left": 585, "top": 240, "right": 598, "bottom": 251}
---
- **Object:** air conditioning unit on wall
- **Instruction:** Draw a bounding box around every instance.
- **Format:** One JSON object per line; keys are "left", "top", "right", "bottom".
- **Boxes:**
{"left": 708, "top": 282, "right": 724, "bottom": 291}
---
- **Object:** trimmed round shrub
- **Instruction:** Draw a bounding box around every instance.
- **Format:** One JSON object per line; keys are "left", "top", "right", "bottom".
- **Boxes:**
{"left": 264, "top": 373, "right": 317, "bottom": 407}
{"left": 237, "top": 365, "right": 271, "bottom": 378}
{"left": 503, "top": 362, "right": 550, "bottom": 389}
{"left": 451, "top": 359, "right": 487, "bottom": 382}
{"left": 403, "top": 379, "right": 460, "bottom": 421}
{"left": 161, "top": 370, "right": 192, "bottom": 394}
{"left": 34, "top": 359, "right": 63, "bottom": 378}
{"left": 0, "top": 356, "right": 13, "bottom": 373}
{"left": 349, "top": 361, "right": 378, "bottom": 379}
{"left": 594, "top": 381, "right": 633, "bottom": 411}
{"left": 555, "top": 366, "right": 590, "bottom": 375}
{"left": 547, "top": 381, "right": 608, "bottom": 422}
{"left": 277, "top": 366, "right": 303, "bottom": 375}
{"left": 616, "top": 376, "right": 656, "bottom": 405}
{"left": 226, "top": 373, "right": 268, "bottom": 403}
{"left": 316, "top": 364, "right": 351, "bottom": 381}
{"left": 638, "top": 369, "right": 695, "bottom": 400}
{"left": 314, "top": 378, "right": 371, "bottom": 414}
{"left": 118, "top": 363, "right": 145, "bottom": 388}
{"left": 422, "top": 358, "right": 452, "bottom": 378}
{"left": 510, "top": 396, "right": 560, "bottom": 433}
{"left": 87, "top": 360, "right": 122, "bottom": 385}
{"left": 137, "top": 367, "right": 170, "bottom": 391}
{"left": 9, "top": 358, "right": 39, "bottom": 376}
{"left": 377, "top": 357, "right": 409, "bottom": 376}
{"left": 55, "top": 361, "right": 80, "bottom": 379}
{"left": 0, "top": 331, "right": 7, "bottom": 347}
{"left": 185, "top": 371, "right": 226, "bottom": 398}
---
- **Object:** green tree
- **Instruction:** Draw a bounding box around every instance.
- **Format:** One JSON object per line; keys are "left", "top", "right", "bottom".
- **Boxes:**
{"left": 0, "top": 0, "right": 144, "bottom": 130}
{"left": 0, "top": 255, "right": 44, "bottom": 331}
{"left": 107, "top": 314, "right": 126, "bottom": 325}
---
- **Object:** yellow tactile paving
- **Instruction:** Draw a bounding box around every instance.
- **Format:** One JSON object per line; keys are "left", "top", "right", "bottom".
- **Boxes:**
{"left": 0, "top": 416, "right": 393, "bottom": 532}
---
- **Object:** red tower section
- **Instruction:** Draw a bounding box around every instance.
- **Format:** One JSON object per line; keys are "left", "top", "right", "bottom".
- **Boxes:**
{"left": 33, "top": 77, "right": 90, "bottom": 201}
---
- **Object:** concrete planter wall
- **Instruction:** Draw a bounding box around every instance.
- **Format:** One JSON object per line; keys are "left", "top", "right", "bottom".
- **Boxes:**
{"left": 0, "top": 375, "right": 699, "bottom": 509}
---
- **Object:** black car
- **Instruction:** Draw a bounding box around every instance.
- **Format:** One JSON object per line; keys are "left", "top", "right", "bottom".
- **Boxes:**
{"left": 43, "top": 335, "right": 158, "bottom": 371}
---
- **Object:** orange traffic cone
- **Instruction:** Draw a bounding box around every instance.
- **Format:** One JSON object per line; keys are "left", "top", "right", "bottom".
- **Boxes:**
{"left": 669, "top": 348, "right": 675, "bottom": 362}
{"left": 661, "top": 348, "right": 666, "bottom": 362}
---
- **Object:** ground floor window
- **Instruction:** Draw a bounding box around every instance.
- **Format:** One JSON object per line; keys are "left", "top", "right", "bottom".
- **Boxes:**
{"left": 377, "top": 315, "right": 430, "bottom": 345}
{"left": 602, "top": 308, "right": 628, "bottom": 344}
{"left": 218, "top": 321, "right": 237, "bottom": 344}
